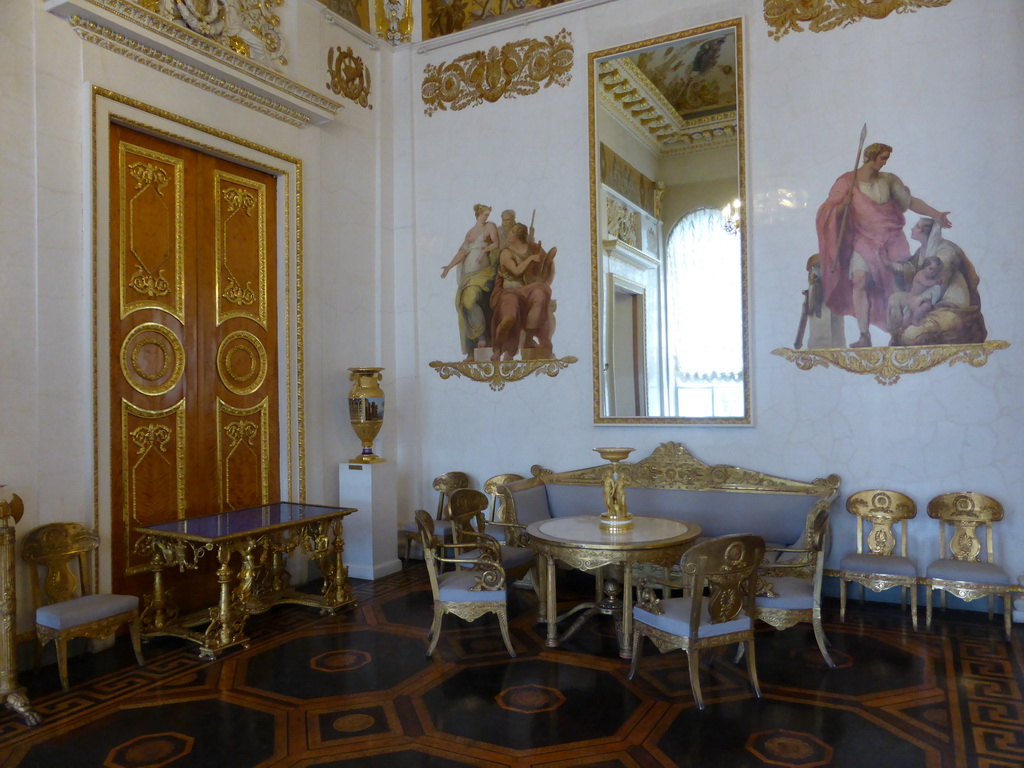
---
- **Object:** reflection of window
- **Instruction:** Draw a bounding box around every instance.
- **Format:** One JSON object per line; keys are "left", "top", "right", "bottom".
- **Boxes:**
{"left": 664, "top": 207, "right": 743, "bottom": 417}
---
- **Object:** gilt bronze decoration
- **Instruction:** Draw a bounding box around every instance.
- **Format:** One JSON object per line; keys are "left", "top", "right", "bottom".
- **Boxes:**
{"left": 772, "top": 341, "right": 1009, "bottom": 385}
{"left": 327, "top": 46, "right": 373, "bottom": 108}
{"left": 134, "top": 503, "right": 356, "bottom": 659}
{"left": 764, "top": 0, "right": 955, "bottom": 41}
{"left": 429, "top": 357, "right": 578, "bottom": 391}
{"left": 421, "top": 28, "right": 573, "bottom": 116}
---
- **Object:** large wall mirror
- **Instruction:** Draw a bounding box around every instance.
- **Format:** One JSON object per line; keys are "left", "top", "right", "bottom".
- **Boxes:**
{"left": 590, "top": 18, "right": 750, "bottom": 424}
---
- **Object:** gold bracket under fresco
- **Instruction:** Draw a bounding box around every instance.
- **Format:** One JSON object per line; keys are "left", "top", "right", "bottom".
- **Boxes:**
{"left": 421, "top": 28, "right": 574, "bottom": 116}
{"left": 429, "top": 357, "right": 578, "bottom": 391}
{"left": 771, "top": 341, "right": 1009, "bottom": 385}
{"left": 764, "top": 0, "right": 955, "bottom": 41}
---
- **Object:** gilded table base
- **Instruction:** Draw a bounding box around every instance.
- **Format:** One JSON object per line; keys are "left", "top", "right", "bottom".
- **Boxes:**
{"left": 137, "top": 515, "right": 355, "bottom": 659}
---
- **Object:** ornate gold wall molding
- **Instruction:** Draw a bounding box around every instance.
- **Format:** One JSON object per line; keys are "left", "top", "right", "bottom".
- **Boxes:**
{"left": 421, "top": 28, "right": 573, "bottom": 116}
{"left": 771, "top": 341, "right": 1009, "bottom": 385}
{"left": 429, "top": 357, "right": 578, "bottom": 391}
{"left": 327, "top": 46, "right": 373, "bottom": 108}
{"left": 764, "top": 0, "right": 955, "bottom": 41}
{"left": 52, "top": 0, "right": 342, "bottom": 126}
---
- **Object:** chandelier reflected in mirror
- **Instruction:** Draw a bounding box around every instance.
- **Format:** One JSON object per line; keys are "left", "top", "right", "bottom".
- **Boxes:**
{"left": 721, "top": 198, "right": 741, "bottom": 234}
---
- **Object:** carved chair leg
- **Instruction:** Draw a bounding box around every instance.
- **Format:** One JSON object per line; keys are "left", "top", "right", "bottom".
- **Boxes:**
{"left": 812, "top": 612, "right": 835, "bottom": 668}
{"left": 129, "top": 619, "right": 145, "bottom": 667}
{"left": 426, "top": 609, "right": 444, "bottom": 655}
{"left": 688, "top": 650, "right": 704, "bottom": 710}
{"left": 497, "top": 609, "right": 515, "bottom": 658}
{"left": 839, "top": 579, "right": 848, "bottom": 623}
{"left": 909, "top": 587, "right": 919, "bottom": 631}
{"left": 56, "top": 639, "right": 70, "bottom": 692}
{"left": 926, "top": 588, "right": 934, "bottom": 630}
{"left": 744, "top": 639, "right": 761, "bottom": 699}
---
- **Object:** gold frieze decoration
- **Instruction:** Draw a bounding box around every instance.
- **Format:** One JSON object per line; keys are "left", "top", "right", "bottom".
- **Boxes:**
{"left": 429, "top": 357, "right": 578, "bottom": 391}
{"left": 327, "top": 46, "right": 373, "bottom": 109}
{"left": 764, "top": 0, "right": 955, "bottom": 41}
{"left": 421, "top": 28, "right": 574, "bottom": 116}
{"left": 771, "top": 341, "right": 1009, "bottom": 385}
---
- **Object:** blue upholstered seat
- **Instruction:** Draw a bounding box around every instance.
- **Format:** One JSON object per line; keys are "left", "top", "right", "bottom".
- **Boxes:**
{"left": 22, "top": 522, "right": 145, "bottom": 692}
{"left": 36, "top": 594, "right": 139, "bottom": 631}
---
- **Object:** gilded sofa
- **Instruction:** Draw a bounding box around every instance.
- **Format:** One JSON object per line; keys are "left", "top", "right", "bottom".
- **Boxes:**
{"left": 502, "top": 442, "right": 841, "bottom": 555}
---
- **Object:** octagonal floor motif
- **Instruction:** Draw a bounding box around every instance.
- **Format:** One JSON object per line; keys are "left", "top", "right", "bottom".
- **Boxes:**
{"left": 0, "top": 565, "right": 1021, "bottom": 767}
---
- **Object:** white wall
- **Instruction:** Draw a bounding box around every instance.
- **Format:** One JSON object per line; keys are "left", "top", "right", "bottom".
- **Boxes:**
{"left": 402, "top": 0, "right": 1024, "bottom": 600}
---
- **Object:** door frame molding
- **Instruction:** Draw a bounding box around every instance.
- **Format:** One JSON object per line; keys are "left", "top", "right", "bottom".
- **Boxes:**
{"left": 90, "top": 87, "right": 305, "bottom": 588}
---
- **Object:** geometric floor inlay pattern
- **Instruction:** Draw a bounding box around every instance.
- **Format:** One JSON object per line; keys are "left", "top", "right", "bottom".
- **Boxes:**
{"left": 0, "top": 565, "right": 1022, "bottom": 767}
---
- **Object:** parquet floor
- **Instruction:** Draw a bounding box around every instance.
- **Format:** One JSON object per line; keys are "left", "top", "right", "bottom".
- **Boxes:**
{"left": 0, "top": 565, "right": 1022, "bottom": 767}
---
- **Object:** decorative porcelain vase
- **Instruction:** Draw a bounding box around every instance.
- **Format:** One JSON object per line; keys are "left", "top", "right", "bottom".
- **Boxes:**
{"left": 594, "top": 447, "right": 634, "bottom": 532}
{"left": 348, "top": 367, "right": 386, "bottom": 464}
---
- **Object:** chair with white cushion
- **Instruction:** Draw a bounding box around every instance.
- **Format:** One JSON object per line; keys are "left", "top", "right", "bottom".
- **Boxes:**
{"left": 416, "top": 509, "right": 516, "bottom": 657}
{"left": 629, "top": 534, "right": 765, "bottom": 709}
{"left": 925, "top": 492, "right": 1014, "bottom": 639}
{"left": 22, "top": 522, "right": 144, "bottom": 691}
{"left": 838, "top": 490, "right": 919, "bottom": 629}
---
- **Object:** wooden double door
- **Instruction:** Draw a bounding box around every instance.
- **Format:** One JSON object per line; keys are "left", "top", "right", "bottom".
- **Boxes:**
{"left": 109, "top": 124, "right": 280, "bottom": 600}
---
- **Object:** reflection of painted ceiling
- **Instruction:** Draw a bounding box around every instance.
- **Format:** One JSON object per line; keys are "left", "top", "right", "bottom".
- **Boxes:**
{"left": 598, "top": 29, "right": 738, "bottom": 157}
{"left": 317, "top": 0, "right": 371, "bottom": 31}
{"left": 422, "top": 0, "right": 572, "bottom": 40}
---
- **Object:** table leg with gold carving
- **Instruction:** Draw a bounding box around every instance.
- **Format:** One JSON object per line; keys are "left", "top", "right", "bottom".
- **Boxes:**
{"left": 316, "top": 518, "right": 354, "bottom": 612}
{"left": 0, "top": 495, "right": 41, "bottom": 726}
{"left": 543, "top": 554, "right": 558, "bottom": 647}
{"left": 620, "top": 560, "right": 634, "bottom": 659}
{"left": 199, "top": 541, "right": 249, "bottom": 659}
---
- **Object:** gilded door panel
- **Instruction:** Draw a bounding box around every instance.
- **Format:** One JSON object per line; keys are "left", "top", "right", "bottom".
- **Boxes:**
{"left": 216, "top": 172, "right": 268, "bottom": 328}
{"left": 199, "top": 156, "right": 278, "bottom": 515}
{"left": 216, "top": 398, "right": 271, "bottom": 513}
{"left": 121, "top": 399, "right": 187, "bottom": 574}
{"left": 118, "top": 143, "right": 186, "bottom": 323}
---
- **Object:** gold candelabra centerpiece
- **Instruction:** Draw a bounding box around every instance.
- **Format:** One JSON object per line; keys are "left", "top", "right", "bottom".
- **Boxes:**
{"left": 347, "top": 367, "right": 386, "bottom": 464}
{"left": 595, "top": 447, "right": 634, "bottom": 532}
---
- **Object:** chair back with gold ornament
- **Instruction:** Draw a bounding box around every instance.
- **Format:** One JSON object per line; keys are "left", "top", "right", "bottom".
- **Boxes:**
{"left": 21, "top": 522, "right": 145, "bottom": 691}
{"left": 925, "top": 492, "right": 1013, "bottom": 639}
{"left": 448, "top": 488, "right": 535, "bottom": 584}
{"left": 483, "top": 474, "right": 524, "bottom": 543}
{"left": 629, "top": 533, "right": 765, "bottom": 710}
{"left": 838, "top": 490, "right": 919, "bottom": 628}
{"left": 399, "top": 471, "right": 472, "bottom": 565}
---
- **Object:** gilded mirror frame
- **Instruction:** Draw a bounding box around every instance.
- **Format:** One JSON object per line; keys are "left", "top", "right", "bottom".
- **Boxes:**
{"left": 590, "top": 17, "right": 751, "bottom": 425}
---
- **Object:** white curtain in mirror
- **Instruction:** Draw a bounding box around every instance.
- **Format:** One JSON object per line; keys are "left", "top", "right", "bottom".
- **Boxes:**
{"left": 664, "top": 207, "right": 744, "bottom": 417}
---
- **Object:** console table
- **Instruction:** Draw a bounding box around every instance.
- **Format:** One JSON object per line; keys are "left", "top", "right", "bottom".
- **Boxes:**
{"left": 134, "top": 502, "right": 356, "bottom": 659}
{"left": 527, "top": 515, "right": 700, "bottom": 658}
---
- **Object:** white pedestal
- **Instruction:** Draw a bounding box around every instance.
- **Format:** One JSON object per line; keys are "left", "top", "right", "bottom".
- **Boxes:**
{"left": 339, "top": 462, "right": 403, "bottom": 580}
